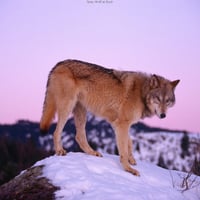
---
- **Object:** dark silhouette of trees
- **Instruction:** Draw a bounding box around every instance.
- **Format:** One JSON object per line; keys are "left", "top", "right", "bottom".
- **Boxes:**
{"left": 181, "top": 131, "right": 190, "bottom": 158}
{"left": 0, "top": 136, "right": 52, "bottom": 185}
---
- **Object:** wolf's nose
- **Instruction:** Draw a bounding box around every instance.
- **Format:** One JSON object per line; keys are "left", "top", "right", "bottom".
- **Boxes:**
{"left": 160, "top": 113, "right": 166, "bottom": 119}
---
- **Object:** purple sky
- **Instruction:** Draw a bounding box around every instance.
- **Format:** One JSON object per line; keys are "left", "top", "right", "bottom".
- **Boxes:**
{"left": 0, "top": 0, "right": 200, "bottom": 132}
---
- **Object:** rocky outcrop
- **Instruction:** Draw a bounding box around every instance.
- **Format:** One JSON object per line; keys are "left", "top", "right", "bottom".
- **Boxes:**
{"left": 0, "top": 165, "right": 59, "bottom": 200}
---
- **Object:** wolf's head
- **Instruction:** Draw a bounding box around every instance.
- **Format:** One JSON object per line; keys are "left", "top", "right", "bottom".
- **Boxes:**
{"left": 145, "top": 74, "right": 180, "bottom": 119}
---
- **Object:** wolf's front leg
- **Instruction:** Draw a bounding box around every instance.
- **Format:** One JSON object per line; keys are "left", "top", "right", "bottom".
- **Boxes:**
{"left": 114, "top": 122, "right": 140, "bottom": 176}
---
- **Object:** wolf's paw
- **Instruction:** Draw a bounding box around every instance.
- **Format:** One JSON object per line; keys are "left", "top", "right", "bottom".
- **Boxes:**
{"left": 94, "top": 151, "right": 103, "bottom": 157}
{"left": 126, "top": 167, "right": 140, "bottom": 176}
{"left": 89, "top": 150, "right": 103, "bottom": 157}
{"left": 132, "top": 169, "right": 140, "bottom": 176}
{"left": 129, "top": 157, "right": 137, "bottom": 165}
{"left": 56, "top": 148, "right": 67, "bottom": 156}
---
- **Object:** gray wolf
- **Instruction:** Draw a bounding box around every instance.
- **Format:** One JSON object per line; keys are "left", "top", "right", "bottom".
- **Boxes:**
{"left": 40, "top": 59, "right": 180, "bottom": 176}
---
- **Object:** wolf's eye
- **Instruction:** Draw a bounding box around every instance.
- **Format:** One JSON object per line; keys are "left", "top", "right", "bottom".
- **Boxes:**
{"left": 153, "top": 96, "right": 161, "bottom": 104}
{"left": 165, "top": 99, "right": 171, "bottom": 105}
{"left": 155, "top": 96, "right": 161, "bottom": 102}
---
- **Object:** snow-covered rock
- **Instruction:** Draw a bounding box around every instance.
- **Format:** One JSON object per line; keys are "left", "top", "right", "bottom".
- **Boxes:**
{"left": 35, "top": 152, "right": 200, "bottom": 200}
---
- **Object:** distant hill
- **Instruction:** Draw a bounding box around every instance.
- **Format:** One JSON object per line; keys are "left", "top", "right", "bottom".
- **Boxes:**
{"left": 0, "top": 116, "right": 183, "bottom": 142}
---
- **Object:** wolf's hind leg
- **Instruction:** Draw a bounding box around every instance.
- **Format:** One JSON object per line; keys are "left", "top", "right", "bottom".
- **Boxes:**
{"left": 54, "top": 100, "right": 76, "bottom": 156}
{"left": 54, "top": 116, "right": 67, "bottom": 156}
{"left": 128, "top": 136, "right": 137, "bottom": 165}
{"left": 73, "top": 103, "right": 102, "bottom": 157}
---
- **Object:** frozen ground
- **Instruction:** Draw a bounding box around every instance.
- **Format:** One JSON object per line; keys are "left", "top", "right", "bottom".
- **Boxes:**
{"left": 35, "top": 152, "right": 200, "bottom": 200}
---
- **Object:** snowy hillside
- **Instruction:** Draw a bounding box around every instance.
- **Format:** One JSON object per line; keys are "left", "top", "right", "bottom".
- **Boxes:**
{"left": 132, "top": 132, "right": 199, "bottom": 173}
{"left": 35, "top": 152, "right": 200, "bottom": 200}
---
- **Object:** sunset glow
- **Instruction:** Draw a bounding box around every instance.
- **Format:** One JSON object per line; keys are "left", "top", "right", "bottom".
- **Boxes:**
{"left": 0, "top": 0, "right": 199, "bottom": 132}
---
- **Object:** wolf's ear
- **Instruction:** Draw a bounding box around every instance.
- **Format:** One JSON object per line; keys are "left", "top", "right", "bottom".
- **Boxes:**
{"left": 150, "top": 74, "right": 160, "bottom": 89}
{"left": 171, "top": 80, "right": 180, "bottom": 89}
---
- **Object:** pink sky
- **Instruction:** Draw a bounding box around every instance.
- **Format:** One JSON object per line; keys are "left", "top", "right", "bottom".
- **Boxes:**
{"left": 0, "top": 0, "right": 200, "bottom": 132}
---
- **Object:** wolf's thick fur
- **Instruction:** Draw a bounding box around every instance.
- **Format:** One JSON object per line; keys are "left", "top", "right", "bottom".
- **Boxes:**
{"left": 40, "top": 60, "right": 180, "bottom": 176}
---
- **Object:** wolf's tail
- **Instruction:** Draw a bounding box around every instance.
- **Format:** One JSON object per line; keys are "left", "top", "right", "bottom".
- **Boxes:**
{"left": 40, "top": 84, "right": 56, "bottom": 134}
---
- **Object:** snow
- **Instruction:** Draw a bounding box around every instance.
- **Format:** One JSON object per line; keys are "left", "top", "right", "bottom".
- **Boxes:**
{"left": 132, "top": 132, "right": 197, "bottom": 172}
{"left": 35, "top": 152, "right": 200, "bottom": 200}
